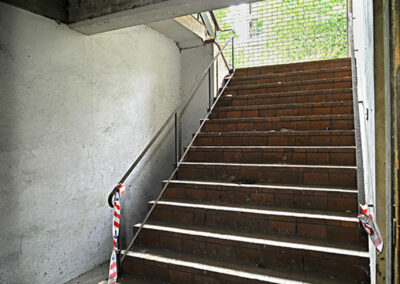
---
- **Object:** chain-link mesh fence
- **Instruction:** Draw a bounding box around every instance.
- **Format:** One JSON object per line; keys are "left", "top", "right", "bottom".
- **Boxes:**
{"left": 214, "top": 0, "right": 348, "bottom": 68}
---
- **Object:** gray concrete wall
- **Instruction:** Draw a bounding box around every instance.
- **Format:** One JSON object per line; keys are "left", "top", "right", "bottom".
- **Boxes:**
{"left": 179, "top": 43, "right": 229, "bottom": 154}
{"left": 0, "top": 3, "right": 183, "bottom": 283}
{"left": 352, "top": 2, "right": 376, "bottom": 282}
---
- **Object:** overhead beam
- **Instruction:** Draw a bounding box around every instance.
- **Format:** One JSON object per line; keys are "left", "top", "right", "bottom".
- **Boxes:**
{"left": 69, "top": 0, "right": 261, "bottom": 35}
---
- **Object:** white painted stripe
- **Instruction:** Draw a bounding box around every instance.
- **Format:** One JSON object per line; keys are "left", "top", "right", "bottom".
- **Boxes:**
{"left": 164, "top": 180, "right": 357, "bottom": 193}
{"left": 190, "top": 146, "right": 355, "bottom": 149}
{"left": 214, "top": 101, "right": 352, "bottom": 111}
{"left": 149, "top": 200, "right": 359, "bottom": 222}
{"left": 181, "top": 162, "right": 357, "bottom": 169}
{"left": 123, "top": 250, "right": 308, "bottom": 284}
{"left": 208, "top": 114, "right": 353, "bottom": 121}
{"left": 134, "top": 224, "right": 369, "bottom": 258}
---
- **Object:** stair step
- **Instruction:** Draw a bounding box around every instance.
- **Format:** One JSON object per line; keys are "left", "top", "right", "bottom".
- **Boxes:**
{"left": 225, "top": 77, "right": 352, "bottom": 96}
{"left": 133, "top": 223, "right": 368, "bottom": 279}
{"left": 178, "top": 162, "right": 357, "bottom": 188}
{"left": 228, "top": 66, "right": 351, "bottom": 87}
{"left": 149, "top": 200, "right": 366, "bottom": 246}
{"left": 163, "top": 180, "right": 358, "bottom": 213}
{"left": 202, "top": 115, "right": 354, "bottom": 132}
{"left": 194, "top": 130, "right": 355, "bottom": 146}
{"left": 218, "top": 88, "right": 353, "bottom": 107}
{"left": 185, "top": 146, "right": 356, "bottom": 166}
{"left": 119, "top": 275, "right": 168, "bottom": 284}
{"left": 212, "top": 101, "right": 353, "bottom": 119}
{"left": 234, "top": 58, "right": 351, "bottom": 76}
{"left": 122, "top": 248, "right": 360, "bottom": 284}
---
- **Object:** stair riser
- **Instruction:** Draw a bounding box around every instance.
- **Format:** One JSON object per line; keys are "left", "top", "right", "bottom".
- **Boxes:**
{"left": 235, "top": 59, "right": 350, "bottom": 76}
{"left": 185, "top": 148, "right": 356, "bottom": 166}
{"left": 178, "top": 164, "right": 356, "bottom": 188}
{"left": 228, "top": 70, "right": 351, "bottom": 87}
{"left": 123, "top": 256, "right": 271, "bottom": 284}
{"left": 163, "top": 183, "right": 358, "bottom": 213}
{"left": 149, "top": 204, "right": 366, "bottom": 246}
{"left": 135, "top": 228, "right": 368, "bottom": 280}
{"left": 212, "top": 104, "right": 353, "bottom": 119}
{"left": 203, "top": 117, "right": 354, "bottom": 132}
{"left": 226, "top": 80, "right": 352, "bottom": 96}
{"left": 218, "top": 92, "right": 353, "bottom": 107}
{"left": 195, "top": 132, "right": 355, "bottom": 147}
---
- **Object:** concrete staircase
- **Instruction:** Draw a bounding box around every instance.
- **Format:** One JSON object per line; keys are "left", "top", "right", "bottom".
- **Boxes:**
{"left": 120, "top": 58, "right": 369, "bottom": 283}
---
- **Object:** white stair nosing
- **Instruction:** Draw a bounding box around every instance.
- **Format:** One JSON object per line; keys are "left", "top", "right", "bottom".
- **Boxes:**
{"left": 220, "top": 88, "right": 353, "bottom": 99}
{"left": 123, "top": 250, "right": 307, "bottom": 284}
{"left": 134, "top": 223, "right": 369, "bottom": 258}
{"left": 180, "top": 162, "right": 357, "bottom": 169}
{"left": 189, "top": 145, "right": 356, "bottom": 149}
{"left": 213, "top": 100, "right": 353, "bottom": 111}
{"left": 199, "top": 129, "right": 355, "bottom": 135}
{"left": 149, "top": 200, "right": 359, "bottom": 222}
{"left": 163, "top": 180, "right": 357, "bottom": 193}
{"left": 206, "top": 114, "right": 354, "bottom": 122}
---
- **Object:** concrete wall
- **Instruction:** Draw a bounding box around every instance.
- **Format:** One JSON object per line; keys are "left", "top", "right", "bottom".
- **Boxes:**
{"left": 352, "top": 1, "right": 376, "bottom": 282}
{"left": 179, "top": 43, "right": 229, "bottom": 154}
{"left": 0, "top": 3, "right": 183, "bottom": 283}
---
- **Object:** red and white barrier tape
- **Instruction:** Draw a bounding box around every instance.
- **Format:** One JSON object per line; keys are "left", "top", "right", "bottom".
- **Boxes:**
{"left": 358, "top": 203, "right": 383, "bottom": 252}
{"left": 108, "top": 184, "right": 125, "bottom": 284}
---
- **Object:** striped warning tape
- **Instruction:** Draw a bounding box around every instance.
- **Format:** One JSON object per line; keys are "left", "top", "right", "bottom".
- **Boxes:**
{"left": 108, "top": 184, "right": 125, "bottom": 284}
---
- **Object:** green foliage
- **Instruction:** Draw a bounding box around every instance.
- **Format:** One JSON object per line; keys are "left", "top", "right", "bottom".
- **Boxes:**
{"left": 214, "top": 0, "right": 347, "bottom": 67}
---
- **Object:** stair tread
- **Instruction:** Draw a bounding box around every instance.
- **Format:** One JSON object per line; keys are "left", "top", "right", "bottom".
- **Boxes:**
{"left": 124, "top": 248, "right": 362, "bottom": 284}
{"left": 206, "top": 114, "right": 353, "bottom": 122}
{"left": 150, "top": 199, "right": 358, "bottom": 222}
{"left": 164, "top": 179, "right": 358, "bottom": 193}
{"left": 134, "top": 221, "right": 368, "bottom": 256}
{"left": 181, "top": 161, "right": 356, "bottom": 169}
{"left": 119, "top": 275, "right": 169, "bottom": 284}
{"left": 226, "top": 77, "right": 352, "bottom": 90}
{"left": 230, "top": 66, "right": 351, "bottom": 81}
{"left": 189, "top": 145, "right": 355, "bottom": 149}
{"left": 198, "top": 129, "right": 354, "bottom": 136}
{"left": 214, "top": 100, "right": 353, "bottom": 112}
{"left": 220, "top": 88, "right": 352, "bottom": 99}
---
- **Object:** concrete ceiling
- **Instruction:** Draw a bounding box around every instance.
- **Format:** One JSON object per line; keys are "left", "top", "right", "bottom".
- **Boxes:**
{"left": 69, "top": 0, "right": 262, "bottom": 35}
{"left": 2, "top": 0, "right": 262, "bottom": 35}
{"left": 147, "top": 16, "right": 210, "bottom": 49}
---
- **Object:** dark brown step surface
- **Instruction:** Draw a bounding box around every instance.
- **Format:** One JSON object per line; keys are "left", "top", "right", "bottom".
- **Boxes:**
{"left": 133, "top": 223, "right": 368, "bottom": 280}
{"left": 178, "top": 162, "right": 357, "bottom": 188}
{"left": 163, "top": 180, "right": 358, "bottom": 213}
{"left": 234, "top": 58, "right": 351, "bottom": 76}
{"left": 218, "top": 88, "right": 353, "bottom": 107}
{"left": 149, "top": 200, "right": 366, "bottom": 246}
{"left": 185, "top": 146, "right": 356, "bottom": 166}
{"left": 203, "top": 114, "right": 354, "bottom": 132}
{"left": 119, "top": 275, "right": 168, "bottom": 284}
{"left": 122, "top": 247, "right": 365, "bottom": 284}
{"left": 212, "top": 101, "right": 353, "bottom": 119}
{"left": 194, "top": 130, "right": 355, "bottom": 146}
{"left": 225, "top": 77, "right": 352, "bottom": 96}
{"left": 228, "top": 66, "right": 351, "bottom": 87}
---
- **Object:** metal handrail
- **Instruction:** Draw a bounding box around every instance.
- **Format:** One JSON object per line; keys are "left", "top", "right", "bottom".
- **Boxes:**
{"left": 106, "top": 32, "right": 236, "bottom": 270}
{"left": 107, "top": 33, "right": 235, "bottom": 207}
{"left": 121, "top": 68, "right": 236, "bottom": 263}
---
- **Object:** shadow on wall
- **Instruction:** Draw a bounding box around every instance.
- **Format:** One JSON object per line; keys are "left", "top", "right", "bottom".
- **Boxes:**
{"left": 0, "top": 7, "right": 20, "bottom": 283}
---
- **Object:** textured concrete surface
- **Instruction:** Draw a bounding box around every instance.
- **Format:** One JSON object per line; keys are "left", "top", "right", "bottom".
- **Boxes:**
{"left": 352, "top": 1, "right": 376, "bottom": 281}
{"left": 0, "top": 3, "right": 184, "bottom": 283}
{"left": 68, "top": 0, "right": 261, "bottom": 23}
{"left": 68, "top": 0, "right": 262, "bottom": 35}
{"left": 2, "top": 0, "right": 68, "bottom": 22}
